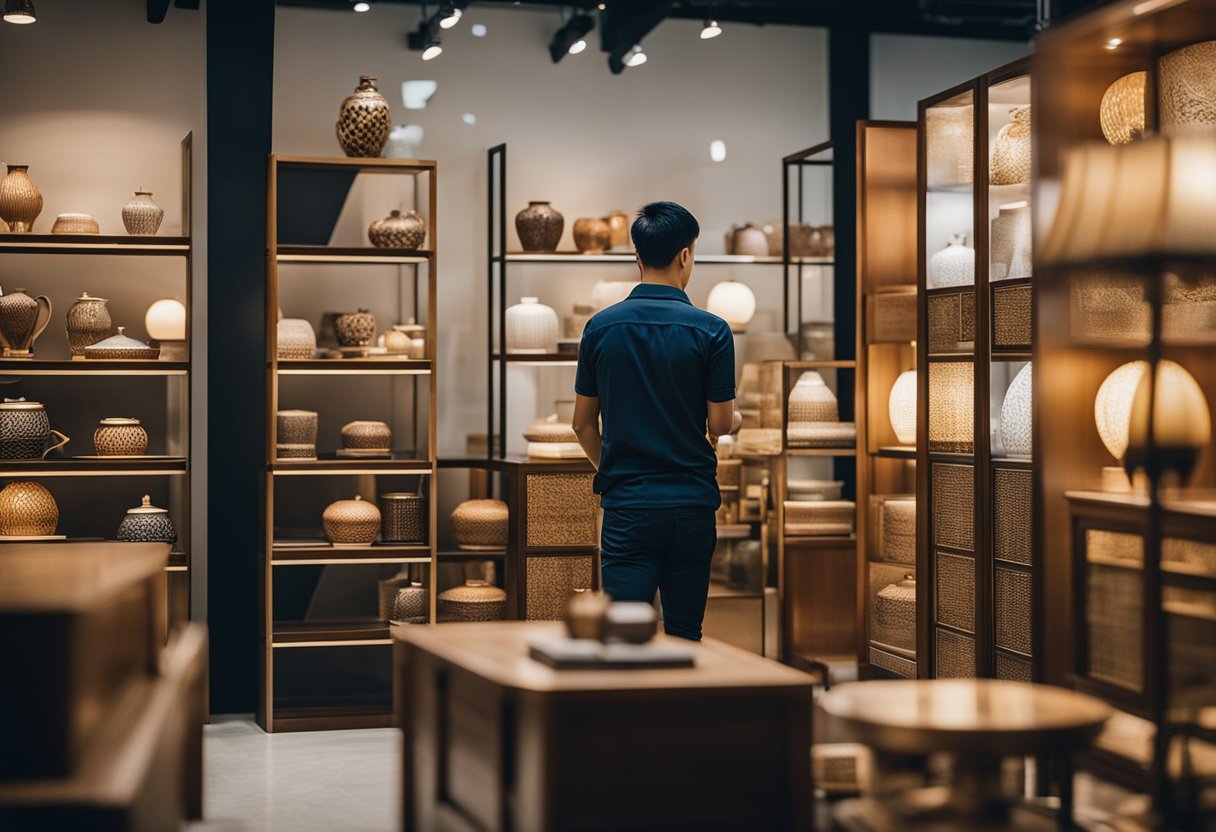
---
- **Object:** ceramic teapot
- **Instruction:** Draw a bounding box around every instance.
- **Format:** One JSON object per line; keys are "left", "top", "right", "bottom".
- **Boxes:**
{"left": 0, "top": 288, "right": 52, "bottom": 358}
{"left": 0, "top": 400, "right": 70, "bottom": 460}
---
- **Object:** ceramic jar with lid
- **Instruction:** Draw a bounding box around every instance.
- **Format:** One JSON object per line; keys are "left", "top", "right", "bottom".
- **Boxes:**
{"left": 450, "top": 499, "right": 508, "bottom": 550}
{"left": 0, "top": 288, "right": 52, "bottom": 358}
{"left": 787, "top": 372, "right": 839, "bottom": 423}
{"left": 515, "top": 201, "right": 564, "bottom": 252}
{"left": 438, "top": 580, "right": 507, "bottom": 622}
{"left": 336, "top": 76, "right": 392, "bottom": 158}
{"left": 336, "top": 309, "right": 377, "bottom": 347}
{"left": 276, "top": 410, "right": 318, "bottom": 460}
{"left": 0, "top": 400, "right": 70, "bottom": 460}
{"left": 380, "top": 492, "right": 426, "bottom": 544}
{"left": 505, "top": 297, "right": 558, "bottom": 354}
{"left": 84, "top": 327, "right": 159, "bottom": 360}
{"left": 368, "top": 209, "right": 425, "bottom": 249}
{"left": 0, "top": 481, "right": 58, "bottom": 536}
{"left": 117, "top": 495, "right": 177, "bottom": 544}
{"left": 322, "top": 495, "right": 381, "bottom": 545}
{"left": 94, "top": 418, "right": 149, "bottom": 456}
{"left": 66, "top": 292, "right": 112, "bottom": 355}
{"left": 277, "top": 318, "right": 316, "bottom": 359}
{"left": 121, "top": 191, "right": 164, "bottom": 235}
{"left": 341, "top": 420, "right": 391, "bottom": 453}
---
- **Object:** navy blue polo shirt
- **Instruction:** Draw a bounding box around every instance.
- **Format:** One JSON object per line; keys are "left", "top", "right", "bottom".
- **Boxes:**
{"left": 574, "top": 282, "right": 735, "bottom": 510}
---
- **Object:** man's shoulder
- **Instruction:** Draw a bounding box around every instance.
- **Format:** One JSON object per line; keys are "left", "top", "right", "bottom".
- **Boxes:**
{"left": 584, "top": 300, "right": 730, "bottom": 337}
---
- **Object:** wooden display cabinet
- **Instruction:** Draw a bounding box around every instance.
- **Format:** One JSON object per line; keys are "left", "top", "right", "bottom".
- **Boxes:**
{"left": 260, "top": 156, "right": 438, "bottom": 732}
{"left": 1033, "top": 0, "right": 1216, "bottom": 816}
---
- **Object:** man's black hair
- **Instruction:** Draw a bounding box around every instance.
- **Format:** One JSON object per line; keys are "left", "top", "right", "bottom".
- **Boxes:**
{"left": 631, "top": 201, "right": 700, "bottom": 268}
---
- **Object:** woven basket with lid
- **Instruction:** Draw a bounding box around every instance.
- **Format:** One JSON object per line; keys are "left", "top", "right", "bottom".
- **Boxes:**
{"left": 439, "top": 579, "right": 507, "bottom": 622}
{"left": 322, "top": 495, "right": 381, "bottom": 545}
{"left": 450, "top": 499, "right": 507, "bottom": 549}
{"left": 874, "top": 576, "right": 916, "bottom": 651}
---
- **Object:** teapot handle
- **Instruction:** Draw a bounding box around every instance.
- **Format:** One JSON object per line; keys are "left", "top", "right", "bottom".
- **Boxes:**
{"left": 31, "top": 296, "right": 52, "bottom": 345}
{"left": 43, "top": 429, "right": 70, "bottom": 459}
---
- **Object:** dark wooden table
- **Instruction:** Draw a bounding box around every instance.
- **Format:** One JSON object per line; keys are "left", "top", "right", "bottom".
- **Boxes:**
{"left": 394, "top": 621, "right": 816, "bottom": 832}
{"left": 820, "top": 679, "right": 1112, "bottom": 830}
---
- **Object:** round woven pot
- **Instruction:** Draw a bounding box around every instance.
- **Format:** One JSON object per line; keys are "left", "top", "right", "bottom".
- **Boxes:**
{"left": 522, "top": 417, "right": 576, "bottom": 444}
{"left": 277, "top": 318, "right": 316, "bottom": 359}
{"left": 0, "top": 480, "right": 58, "bottom": 536}
{"left": 450, "top": 499, "right": 508, "bottom": 549}
{"left": 117, "top": 495, "right": 177, "bottom": 544}
{"left": 573, "top": 217, "right": 611, "bottom": 254}
{"left": 368, "top": 209, "right": 425, "bottom": 249}
{"left": 341, "top": 420, "right": 392, "bottom": 451}
{"left": 874, "top": 577, "right": 916, "bottom": 651}
{"left": 505, "top": 297, "right": 558, "bottom": 354}
{"left": 322, "top": 495, "right": 381, "bottom": 545}
{"left": 991, "top": 106, "right": 1031, "bottom": 185}
{"left": 1100, "top": 71, "right": 1146, "bottom": 145}
{"left": 94, "top": 418, "right": 148, "bottom": 456}
{"left": 336, "top": 76, "right": 391, "bottom": 158}
{"left": 515, "top": 201, "right": 564, "bottom": 252}
{"left": 335, "top": 310, "right": 377, "bottom": 347}
{"left": 52, "top": 213, "right": 100, "bottom": 234}
{"left": 1159, "top": 40, "right": 1216, "bottom": 136}
{"left": 0, "top": 400, "right": 69, "bottom": 460}
{"left": 380, "top": 492, "right": 426, "bottom": 544}
{"left": 65, "top": 292, "right": 112, "bottom": 356}
{"left": 439, "top": 580, "right": 507, "bottom": 622}
{"left": 788, "top": 371, "right": 838, "bottom": 423}
{"left": 0, "top": 165, "right": 42, "bottom": 232}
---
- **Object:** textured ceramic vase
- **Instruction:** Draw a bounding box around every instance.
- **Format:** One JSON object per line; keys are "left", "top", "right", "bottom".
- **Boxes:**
{"left": 990, "top": 201, "right": 1032, "bottom": 281}
{"left": 0, "top": 481, "right": 58, "bottom": 536}
{"left": 573, "top": 217, "right": 611, "bottom": 254}
{"left": 336, "top": 310, "right": 377, "bottom": 347}
{"left": 84, "top": 327, "right": 159, "bottom": 360}
{"left": 1101, "top": 71, "right": 1147, "bottom": 145}
{"left": 604, "top": 210, "right": 631, "bottom": 249}
{"left": 341, "top": 419, "right": 392, "bottom": 450}
{"left": 368, "top": 209, "right": 425, "bottom": 249}
{"left": 117, "top": 495, "right": 177, "bottom": 544}
{"left": 0, "top": 401, "right": 70, "bottom": 460}
{"left": 0, "top": 165, "right": 43, "bottom": 232}
{"left": 787, "top": 371, "right": 839, "bottom": 423}
{"left": 52, "top": 213, "right": 100, "bottom": 234}
{"left": 505, "top": 297, "right": 558, "bottom": 353}
{"left": 929, "top": 234, "right": 975, "bottom": 288}
{"left": 1000, "top": 363, "right": 1033, "bottom": 459}
{"left": 336, "top": 76, "right": 391, "bottom": 157}
{"left": 1159, "top": 40, "right": 1216, "bottom": 135}
{"left": 450, "top": 499, "right": 508, "bottom": 549}
{"left": 439, "top": 580, "right": 507, "bottom": 622}
{"left": 391, "top": 582, "right": 428, "bottom": 623}
{"left": 121, "top": 191, "right": 164, "bottom": 235}
{"left": 515, "top": 202, "right": 564, "bottom": 252}
{"left": 991, "top": 106, "right": 1031, "bottom": 185}
{"left": 66, "top": 292, "right": 112, "bottom": 356}
{"left": 277, "top": 318, "right": 316, "bottom": 359}
{"left": 322, "top": 495, "right": 381, "bottom": 544}
{"left": 926, "top": 104, "right": 974, "bottom": 187}
{"left": 380, "top": 493, "right": 427, "bottom": 544}
{"left": 0, "top": 288, "right": 52, "bottom": 357}
{"left": 94, "top": 418, "right": 148, "bottom": 456}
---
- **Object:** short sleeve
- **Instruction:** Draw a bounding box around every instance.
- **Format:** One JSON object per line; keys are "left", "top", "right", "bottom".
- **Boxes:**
{"left": 574, "top": 328, "right": 598, "bottom": 397}
{"left": 705, "top": 321, "right": 735, "bottom": 403}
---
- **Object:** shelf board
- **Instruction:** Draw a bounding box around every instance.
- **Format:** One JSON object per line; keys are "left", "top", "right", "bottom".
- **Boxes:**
{"left": 272, "top": 620, "right": 393, "bottom": 647}
{"left": 438, "top": 548, "right": 508, "bottom": 559}
{"left": 274, "top": 358, "right": 431, "bottom": 375}
{"left": 783, "top": 360, "right": 855, "bottom": 370}
{"left": 868, "top": 639, "right": 917, "bottom": 660}
{"left": 0, "top": 359, "right": 188, "bottom": 376}
{"left": 271, "top": 543, "right": 432, "bottom": 565}
{"left": 275, "top": 155, "right": 435, "bottom": 173}
{"left": 0, "top": 234, "right": 191, "bottom": 256}
{"left": 991, "top": 456, "right": 1033, "bottom": 469}
{"left": 501, "top": 252, "right": 834, "bottom": 266}
{"left": 270, "top": 458, "right": 433, "bottom": 475}
{"left": 0, "top": 457, "right": 187, "bottom": 476}
{"left": 875, "top": 446, "right": 916, "bottom": 460}
{"left": 269, "top": 706, "right": 395, "bottom": 733}
{"left": 786, "top": 447, "right": 856, "bottom": 457}
{"left": 276, "top": 246, "right": 432, "bottom": 264}
{"left": 492, "top": 353, "right": 579, "bottom": 364}
{"left": 1066, "top": 489, "right": 1216, "bottom": 519}
{"left": 783, "top": 534, "right": 857, "bottom": 546}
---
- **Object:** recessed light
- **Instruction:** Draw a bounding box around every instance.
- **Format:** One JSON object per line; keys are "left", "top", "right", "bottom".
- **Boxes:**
{"left": 471, "top": 23, "right": 487, "bottom": 37}
{"left": 353, "top": 1, "right": 370, "bottom": 12}
{"left": 710, "top": 140, "right": 727, "bottom": 162}
{"left": 462, "top": 113, "right": 476, "bottom": 125}
{"left": 1105, "top": 37, "right": 1123, "bottom": 49}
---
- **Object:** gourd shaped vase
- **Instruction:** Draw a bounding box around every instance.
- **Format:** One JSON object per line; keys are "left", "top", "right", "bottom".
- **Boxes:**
{"left": 573, "top": 218, "right": 611, "bottom": 254}
{"left": 929, "top": 234, "right": 975, "bottom": 288}
{"left": 0, "top": 165, "right": 43, "bottom": 233}
{"left": 336, "top": 76, "right": 391, "bottom": 158}
{"left": 505, "top": 297, "right": 558, "bottom": 354}
{"left": 368, "top": 209, "right": 425, "bottom": 249}
{"left": 991, "top": 106, "right": 1032, "bottom": 185}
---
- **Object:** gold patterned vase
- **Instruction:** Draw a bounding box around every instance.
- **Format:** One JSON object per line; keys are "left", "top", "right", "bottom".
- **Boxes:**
{"left": 336, "top": 76, "right": 391, "bottom": 158}
{"left": 515, "top": 201, "right": 564, "bottom": 252}
{"left": 94, "top": 418, "right": 149, "bottom": 456}
{"left": 121, "top": 191, "right": 164, "bottom": 235}
{"left": 66, "top": 292, "right": 112, "bottom": 356}
{"left": 0, "top": 288, "right": 52, "bottom": 358}
{"left": 368, "top": 209, "right": 425, "bottom": 249}
{"left": 0, "top": 165, "right": 43, "bottom": 233}
{"left": 335, "top": 309, "right": 377, "bottom": 347}
{"left": 0, "top": 481, "right": 58, "bottom": 536}
{"left": 573, "top": 217, "right": 611, "bottom": 254}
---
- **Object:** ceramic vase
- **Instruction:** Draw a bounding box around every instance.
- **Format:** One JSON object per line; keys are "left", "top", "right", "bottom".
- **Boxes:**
{"left": 336, "top": 76, "right": 391, "bottom": 158}
{"left": 515, "top": 202, "right": 564, "bottom": 252}
{"left": 117, "top": 495, "right": 177, "bottom": 543}
{"left": 505, "top": 297, "right": 558, "bottom": 354}
{"left": 573, "top": 217, "right": 611, "bottom": 254}
{"left": 999, "top": 363, "right": 1033, "bottom": 459}
{"left": 725, "top": 224, "right": 768, "bottom": 257}
{"left": 323, "top": 495, "right": 381, "bottom": 544}
{"left": 0, "top": 165, "right": 43, "bottom": 232}
{"left": 277, "top": 318, "right": 317, "bottom": 359}
{"left": 392, "top": 582, "right": 428, "bottom": 624}
{"left": 94, "top": 418, "right": 148, "bottom": 456}
{"left": 0, "top": 401, "right": 70, "bottom": 460}
{"left": 1159, "top": 40, "right": 1216, "bottom": 135}
{"left": 0, "top": 481, "right": 58, "bottom": 536}
{"left": 66, "top": 292, "right": 112, "bottom": 356}
{"left": 926, "top": 104, "right": 974, "bottom": 187}
{"left": 929, "top": 234, "right": 975, "bottom": 288}
{"left": 122, "top": 191, "right": 164, "bottom": 235}
{"left": 0, "top": 288, "right": 52, "bottom": 358}
{"left": 336, "top": 310, "right": 377, "bottom": 347}
{"left": 787, "top": 371, "right": 839, "bottom": 423}
{"left": 604, "top": 210, "right": 631, "bottom": 249}
{"left": 990, "top": 201, "right": 1032, "bottom": 281}
{"left": 368, "top": 209, "right": 425, "bottom": 249}
{"left": 991, "top": 106, "right": 1031, "bottom": 185}
{"left": 450, "top": 499, "right": 508, "bottom": 549}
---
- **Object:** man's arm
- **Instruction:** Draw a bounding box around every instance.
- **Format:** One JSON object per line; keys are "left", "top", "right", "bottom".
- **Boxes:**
{"left": 707, "top": 399, "right": 741, "bottom": 437}
{"left": 572, "top": 393, "right": 603, "bottom": 470}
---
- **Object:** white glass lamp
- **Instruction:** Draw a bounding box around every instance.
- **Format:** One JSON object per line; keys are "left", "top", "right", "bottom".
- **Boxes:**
{"left": 999, "top": 363, "right": 1033, "bottom": 459}
{"left": 145, "top": 298, "right": 187, "bottom": 361}
{"left": 706, "top": 280, "right": 756, "bottom": 333}
{"left": 888, "top": 369, "right": 917, "bottom": 446}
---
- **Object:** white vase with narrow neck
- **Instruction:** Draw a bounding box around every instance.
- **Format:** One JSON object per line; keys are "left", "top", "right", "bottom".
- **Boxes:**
{"left": 929, "top": 234, "right": 975, "bottom": 288}
{"left": 505, "top": 297, "right": 559, "bottom": 354}
{"left": 990, "top": 201, "right": 1032, "bottom": 281}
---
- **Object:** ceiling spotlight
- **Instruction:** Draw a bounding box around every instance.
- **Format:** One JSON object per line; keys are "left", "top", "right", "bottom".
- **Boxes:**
{"left": 548, "top": 13, "right": 595, "bottom": 63}
{"left": 3, "top": 0, "right": 36, "bottom": 24}
{"left": 1105, "top": 36, "right": 1123, "bottom": 49}
{"left": 701, "top": 19, "right": 722, "bottom": 39}
{"left": 422, "top": 43, "right": 443, "bottom": 60}
{"left": 438, "top": 3, "right": 462, "bottom": 29}
{"left": 624, "top": 44, "right": 647, "bottom": 67}
{"left": 353, "top": 1, "right": 371, "bottom": 12}
{"left": 408, "top": 17, "right": 444, "bottom": 60}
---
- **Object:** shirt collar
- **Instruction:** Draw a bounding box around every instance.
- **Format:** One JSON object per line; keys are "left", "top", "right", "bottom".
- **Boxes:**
{"left": 628, "top": 283, "right": 692, "bottom": 304}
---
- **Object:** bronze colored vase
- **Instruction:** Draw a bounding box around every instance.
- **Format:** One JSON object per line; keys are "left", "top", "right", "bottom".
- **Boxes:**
{"left": 573, "top": 218, "right": 611, "bottom": 254}
{"left": 368, "top": 209, "right": 425, "bottom": 249}
{"left": 336, "top": 76, "right": 391, "bottom": 158}
{"left": 0, "top": 288, "right": 52, "bottom": 358}
{"left": 515, "top": 201, "right": 564, "bottom": 252}
{"left": 0, "top": 165, "right": 43, "bottom": 233}
{"left": 66, "top": 292, "right": 112, "bottom": 356}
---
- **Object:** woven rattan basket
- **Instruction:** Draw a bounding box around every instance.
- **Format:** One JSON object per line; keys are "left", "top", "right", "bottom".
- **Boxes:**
{"left": 450, "top": 499, "right": 508, "bottom": 550}
{"left": 874, "top": 577, "right": 916, "bottom": 651}
{"left": 787, "top": 479, "right": 844, "bottom": 501}
{"left": 787, "top": 421, "right": 856, "bottom": 448}
{"left": 378, "top": 571, "right": 412, "bottom": 620}
{"left": 881, "top": 498, "right": 916, "bottom": 565}
{"left": 438, "top": 579, "right": 507, "bottom": 622}
{"left": 784, "top": 500, "right": 854, "bottom": 536}
{"left": 380, "top": 492, "right": 426, "bottom": 544}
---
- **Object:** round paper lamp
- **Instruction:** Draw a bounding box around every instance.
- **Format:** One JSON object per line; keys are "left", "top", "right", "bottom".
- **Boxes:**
{"left": 888, "top": 370, "right": 917, "bottom": 446}
{"left": 1127, "top": 359, "right": 1211, "bottom": 482}
{"left": 1094, "top": 361, "right": 1146, "bottom": 462}
{"left": 1100, "top": 71, "right": 1146, "bottom": 145}
{"left": 706, "top": 280, "right": 756, "bottom": 333}
{"left": 145, "top": 298, "right": 186, "bottom": 341}
{"left": 999, "top": 363, "right": 1033, "bottom": 459}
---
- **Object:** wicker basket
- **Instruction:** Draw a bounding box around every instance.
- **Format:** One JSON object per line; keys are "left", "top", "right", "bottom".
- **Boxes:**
{"left": 439, "top": 580, "right": 507, "bottom": 622}
{"left": 993, "top": 468, "right": 1031, "bottom": 565}
{"left": 995, "top": 567, "right": 1032, "bottom": 655}
{"left": 378, "top": 571, "right": 412, "bottom": 620}
{"left": 784, "top": 500, "right": 854, "bottom": 533}
{"left": 450, "top": 499, "right": 508, "bottom": 549}
{"left": 812, "top": 743, "right": 872, "bottom": 795}
{"left": 993, "top": 283, "right": 1032, "bottom": 351}
{"left": 869, "top": 645, "right": 916, "bottom": 678}
{"left": 380, "top": 492, "right": 426, "bottom": 544}
{"left": 787, "top": 479, "right": 844, "bottom": 501}
{"left": 525, "top": 556, "right": 594, "bottom": 621}
{"left": 880, "top": 498, "right": 916, "bottom": 565}
{"left": 932, "top": 463, "right": 974, "bottom": 551}
{"left": 936, "top": 552, "right": 976, "bottom": 633}
{"left": 787, "top": 422, "right": 856, "bottom": 448}
{"left": 526, "top": 473, "right": 597, "bottom": 547}
{"left": 322, "top": 496, "right": 380, "bottom": 545}
{"left": 391, "top": 582, "right": 428, "bottom": 624}
{"left": 935, "top": 628, "right": 976, "bottom": 679}
{"left": 928, "top": 362, "right": 973, "bottom": 454}
{"left": 874, "top": 577, "right": 916, "bottom": 651}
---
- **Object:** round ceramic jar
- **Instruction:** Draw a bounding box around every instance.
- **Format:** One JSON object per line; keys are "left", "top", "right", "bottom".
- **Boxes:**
{"left": 84, "top": 327, "right": 159, "bottom": 360}
{"left": 438, "top": 580, "right": 507, "bottom": 622}
{"left": 336, "top": 309, "right": 377, "bottom": 347}
{"left": 94, "top": 418, "right": 149, "bottom": 456}
{"left": 787, "top": 371, "right": 839, "bottom": 423}
{"left": 341, "top": 420, "right": 392, "bottom": 451}
{"left": 929, "top": 235, "right": 975, "bottom": 288}
{"left": 117, "top": 495, "right": 177, "bottom": 544}
{"left": 504, "top": 297, "right": 558, "bottom": 354}
{"left": 449, "top": 499, "right": 508, "bottom": 549}
{"left": 573, "top": 217, "right": 611, "bottom": 254}
{"left": 0, "top": 480, "right": 58, "bottom": 536}
{"left": 392, "top": 582, "right": 428, "bottom": 624}
{"left": 336, "top": 76, "right": 391, "bottom": 158}
{"left": 121, "top": 191, "right": 164, "bottom": 235}
{"left": 65, "top": 292, "right": 112, "bottom": 356}
{"left": 515, "top": 201, "right": 564, "bottom": 252}
{"left": 322, "top": 495, "right": 381, "bottom": 545}
{"left": 367, "top": 209, "right": 425, "bottom": 249}
{"left": 380, "top": 492, "right": 426, "bottom": 544}
{"left": 277, "top": 318, "right": 316, "bottom": 359}
{"left": 0, "top": 400, "right": 69, "bottom": 460}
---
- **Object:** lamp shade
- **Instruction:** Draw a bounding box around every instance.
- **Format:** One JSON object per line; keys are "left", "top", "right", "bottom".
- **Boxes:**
{"left": 1094, "top": 361, "right": 1145, "bottom": 462}
{"left": 706, "top": 280, "right": 756, "bottom": 332}
{"left": 999, "top": 363, "right": 1033, "bottom": 459}
{"left": 1126, "top": 359, "right": 1211, "bottom": 481}
{"left": 888, "top": 370, "right": 917, "bottom": 445}
{"left": 144, "top": 298, "right": 186, "bottom": 341}
{"left": 1100, "top": 71, "right": 1146, "bottom": 146}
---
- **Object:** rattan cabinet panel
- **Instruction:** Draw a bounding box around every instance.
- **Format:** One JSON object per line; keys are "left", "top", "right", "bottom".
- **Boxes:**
{"left": 525, "top": 555, "right": 594, "bottom": 621}
{"left": 932, "top": 463, "right": 974, "bottom": 551}
{"left": 936, "top": 552, "right": 976, "bottom": 632}
{"left": 526, "top": 473, "right": 597, "bottom": 547}
{"left": 993, "top": 467, "right": 1032, "bottom": 565}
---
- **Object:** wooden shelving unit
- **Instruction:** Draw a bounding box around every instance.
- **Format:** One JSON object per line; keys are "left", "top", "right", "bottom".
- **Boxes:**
{"left": 260, "top": 155, "right": 438, "bottom": 733}
{"left": 916, "top": 58, "right": 1037, "bottom": 683}
{"left": 0, "top": 134, "right": 195, "bottom": 631}
{"left": 1033, "top": 0, "right": 1216, "bottom": 817}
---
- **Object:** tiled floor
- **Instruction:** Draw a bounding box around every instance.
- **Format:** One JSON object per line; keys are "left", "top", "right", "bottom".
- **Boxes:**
{"left": 187, "top": 717, "right": 400, "bottom": 832}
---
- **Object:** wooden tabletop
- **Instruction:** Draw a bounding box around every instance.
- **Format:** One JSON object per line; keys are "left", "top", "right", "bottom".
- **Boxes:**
{"left": 0, "top": 542, "right": 170, "bottom": 612}
{"left": 393, "top": 621, "right": 814, "bottom": 695}
{"left": 820, "top": 679, "right": 1112, "bottom": 756}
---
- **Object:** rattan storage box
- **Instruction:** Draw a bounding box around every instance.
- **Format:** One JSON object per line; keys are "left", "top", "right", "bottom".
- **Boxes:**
{"left": 787, "top": 421, "right": 857, "bottom": 448}
{"left": 880, "top": 498, "right": 916, "bottom": 564}
{"left": 784, "top": 500, "right": 854, "bottom": 536}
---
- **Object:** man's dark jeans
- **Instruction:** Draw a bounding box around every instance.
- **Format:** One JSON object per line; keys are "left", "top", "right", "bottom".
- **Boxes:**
{"left": 600, "top": 507, "right": 717, "bottom": 641}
